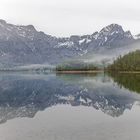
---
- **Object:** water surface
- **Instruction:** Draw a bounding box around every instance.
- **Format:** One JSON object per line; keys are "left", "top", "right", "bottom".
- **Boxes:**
{"left": 0, "top": 72, "right": 140, "bottom": 140}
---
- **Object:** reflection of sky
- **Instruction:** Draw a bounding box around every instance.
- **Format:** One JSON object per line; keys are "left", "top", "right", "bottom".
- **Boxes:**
{"left": 0, "top": 104, "right": 140, "bottom": 140}
{"left": 58, "top": 73, "right": 140, "bottom": 99}
{"left": 0, "top": 73, "right": 140, "bottom": 125}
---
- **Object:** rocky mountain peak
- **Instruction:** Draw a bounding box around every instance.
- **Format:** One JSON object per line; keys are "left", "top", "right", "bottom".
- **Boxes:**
{"left": 0, "top": 19, "right": 7, "bottom": 25}
{"left": 92, "top": 24, "right": 134, "bottom": 46}
{"left": 99, "top": 24, "right": 124, "bottom": 36}
{"left": 24, "top": 25, "right": 36, "bottom": 31}
{"left": 124, "top": 30, "right": 133, "bottom": 39}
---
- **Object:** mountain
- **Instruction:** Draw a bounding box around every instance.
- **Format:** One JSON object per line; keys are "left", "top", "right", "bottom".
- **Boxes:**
{"left": 0, "top": 19, "right": 139, "bottom": 67}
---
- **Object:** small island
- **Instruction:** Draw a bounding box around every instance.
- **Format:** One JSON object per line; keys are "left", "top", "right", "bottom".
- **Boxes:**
{"left": 55, "top": 60, "right": 103, "bottom": 74}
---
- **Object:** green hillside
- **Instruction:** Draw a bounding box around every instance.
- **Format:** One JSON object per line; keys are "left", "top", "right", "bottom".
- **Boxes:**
{"left": 108, "top": 50, "right": 140, "bottom": 71}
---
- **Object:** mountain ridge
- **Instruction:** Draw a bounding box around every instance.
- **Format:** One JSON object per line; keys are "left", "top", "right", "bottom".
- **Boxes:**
{"left": 0, "top": 19, "right": 139, "bottom": 67}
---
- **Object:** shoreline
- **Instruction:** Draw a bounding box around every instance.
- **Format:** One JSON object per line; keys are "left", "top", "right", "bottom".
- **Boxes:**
{"left": 119, "top": 71, "right": 140, "bottom": 74}
{"left": 56, "top": 70, "right": 140, "bottom": 74}
{"left": 0, "top": 69, "right": 140, "bottom": 74}
{"left": 55, "top": 70, "right": 104, "bottom": 74}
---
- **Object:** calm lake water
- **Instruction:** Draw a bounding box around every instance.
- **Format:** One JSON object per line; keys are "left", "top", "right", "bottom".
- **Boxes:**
{"left": 0, "top": 72, "right": 140, "bottom": 140}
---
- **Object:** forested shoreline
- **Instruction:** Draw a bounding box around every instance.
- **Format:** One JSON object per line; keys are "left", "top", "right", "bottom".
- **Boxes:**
{"left": 56, "top": 50, "right": 140, "bottom": 73}
{"left": 108, "top": 50, "right": 140, "bottom": 71}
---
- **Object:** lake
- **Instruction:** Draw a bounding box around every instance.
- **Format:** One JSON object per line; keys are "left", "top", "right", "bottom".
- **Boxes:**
{"left": 0, "top": 72, "right": 140, "bottom": 140}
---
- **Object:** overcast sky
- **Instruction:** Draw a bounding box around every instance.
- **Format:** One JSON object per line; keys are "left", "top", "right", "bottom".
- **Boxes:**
{"left": 0, "top": 0, "right": 140, "bottom": 37}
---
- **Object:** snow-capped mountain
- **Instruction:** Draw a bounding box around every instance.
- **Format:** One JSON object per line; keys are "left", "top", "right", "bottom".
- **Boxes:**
{"left": 0, "top": 19, "right": 139, "bottom": 67}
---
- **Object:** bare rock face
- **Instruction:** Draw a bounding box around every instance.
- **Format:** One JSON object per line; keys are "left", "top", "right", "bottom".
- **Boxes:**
{"left": 95, "top": 24, "right": 134, "bottom": 46}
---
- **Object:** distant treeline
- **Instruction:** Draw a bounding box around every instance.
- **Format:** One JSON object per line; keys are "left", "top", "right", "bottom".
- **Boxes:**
{"left": 56, "top": 50, "right": 140, "bottom": 72}
{"left": 108, "top": 50, "right": 140, "bottom": 71}
{"left": 56, "top": 61, "right": 100, "bottom": 71}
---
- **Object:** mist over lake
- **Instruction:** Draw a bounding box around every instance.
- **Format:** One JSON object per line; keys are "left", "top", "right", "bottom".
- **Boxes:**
{"left": 1, "top": 0, "right": 140, "bottom": 139}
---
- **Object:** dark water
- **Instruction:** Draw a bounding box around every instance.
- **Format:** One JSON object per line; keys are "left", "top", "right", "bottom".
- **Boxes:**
{"left": 0, "top": 72, "right": 140, "bottom": 140}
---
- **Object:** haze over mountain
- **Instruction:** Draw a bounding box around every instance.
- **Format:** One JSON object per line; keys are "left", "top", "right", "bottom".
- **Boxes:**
{"left": 0, "top": 19, "right": 140, "bottom": 68}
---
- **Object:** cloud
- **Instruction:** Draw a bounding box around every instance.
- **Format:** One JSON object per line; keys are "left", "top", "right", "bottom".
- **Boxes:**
{"left": 0, "top": 0, "right": 139, "bottom": 37}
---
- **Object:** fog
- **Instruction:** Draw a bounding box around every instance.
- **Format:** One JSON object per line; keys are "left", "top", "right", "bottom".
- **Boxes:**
{"left": 82, "top": 41, "right": 140, "bottom": 66}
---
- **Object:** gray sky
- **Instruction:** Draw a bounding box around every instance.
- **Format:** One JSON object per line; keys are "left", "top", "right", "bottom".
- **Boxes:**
{"left": 0, "top": 0, "right": 140, "bottom": 37}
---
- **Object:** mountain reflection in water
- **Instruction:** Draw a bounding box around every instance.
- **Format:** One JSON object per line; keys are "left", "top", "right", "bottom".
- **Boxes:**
{"left": 0, "top": 73, "right": 140, "bottom": 124}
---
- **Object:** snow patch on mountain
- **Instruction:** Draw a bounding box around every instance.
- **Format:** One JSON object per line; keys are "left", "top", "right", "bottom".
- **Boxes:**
{"left": 79, "top": 38, "right": 86, "bottom": 45}
{"left": 54, "top": 41, "right": 74, "bottom": 48}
